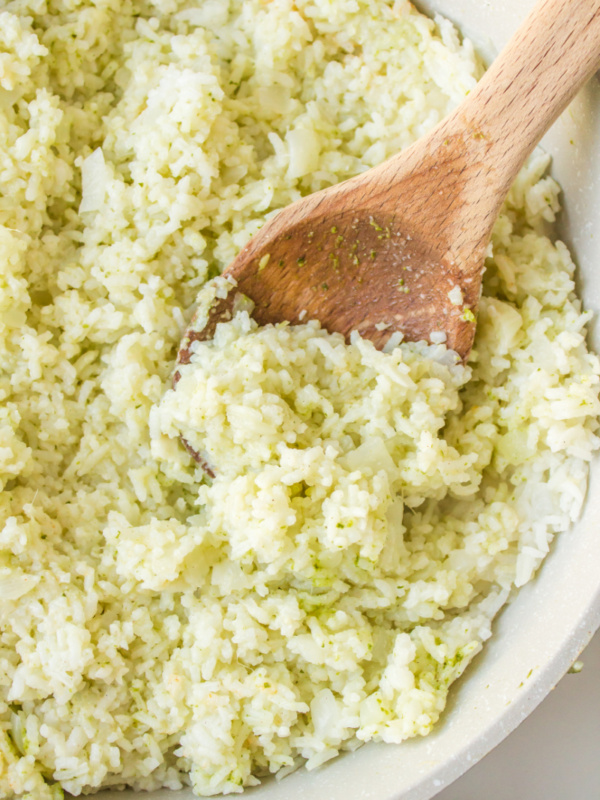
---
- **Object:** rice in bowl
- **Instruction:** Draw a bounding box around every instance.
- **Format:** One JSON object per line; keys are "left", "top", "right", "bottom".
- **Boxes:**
{"left": 0, "top": 0, "right": 599, "bottom": 797}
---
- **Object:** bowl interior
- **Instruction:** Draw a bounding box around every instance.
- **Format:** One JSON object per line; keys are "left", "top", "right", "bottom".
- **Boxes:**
{"left": 98, "top": 2, "right": 600, "bottom": 798}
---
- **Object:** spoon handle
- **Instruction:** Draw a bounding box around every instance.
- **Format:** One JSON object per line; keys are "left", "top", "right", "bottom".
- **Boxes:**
{"left": 462, "top": 0, "right": 600, "bottom": 196}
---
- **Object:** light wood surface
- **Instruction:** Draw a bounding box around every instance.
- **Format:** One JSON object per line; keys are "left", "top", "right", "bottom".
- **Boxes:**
{"left": 178, "top": 0, "right": 600, "bottom": 372}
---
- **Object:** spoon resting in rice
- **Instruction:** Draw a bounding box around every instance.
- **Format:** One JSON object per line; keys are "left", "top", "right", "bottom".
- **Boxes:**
{"left": 175, "top": 0, "right": 600, "bottom": 469}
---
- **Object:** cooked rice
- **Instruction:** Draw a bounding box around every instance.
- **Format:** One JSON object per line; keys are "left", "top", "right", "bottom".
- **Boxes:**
{"left": 0, "top": 1, "right": 599, "bottom": 798}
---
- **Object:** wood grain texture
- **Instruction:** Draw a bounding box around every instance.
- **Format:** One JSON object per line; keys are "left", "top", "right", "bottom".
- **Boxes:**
{"left": 178, "top": 0, "right": 600, "bottom": 373}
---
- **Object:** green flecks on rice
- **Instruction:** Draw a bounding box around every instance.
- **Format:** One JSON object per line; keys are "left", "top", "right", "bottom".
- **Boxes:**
{"left": 0, "top": 0, "right": 599, "bottom": 798}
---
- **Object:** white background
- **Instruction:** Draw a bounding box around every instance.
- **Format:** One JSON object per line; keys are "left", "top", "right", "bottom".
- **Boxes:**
{"left": 435, "top": 629, "right": 600, "bottom": 800}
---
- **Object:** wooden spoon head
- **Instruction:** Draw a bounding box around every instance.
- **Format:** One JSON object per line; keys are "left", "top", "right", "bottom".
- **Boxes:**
{"left": 174, "top": 156, "right": 487, "bottom": 471}
{"left": 231, "top": 212, "right": 479, "bottom": 354}
{"left": 176, "top": 202, "right": 481, "bottom": 370}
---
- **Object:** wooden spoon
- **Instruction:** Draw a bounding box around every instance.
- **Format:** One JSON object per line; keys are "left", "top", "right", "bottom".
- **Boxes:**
{"left": 175, "top": 0, "right": 600, "bottom": 440}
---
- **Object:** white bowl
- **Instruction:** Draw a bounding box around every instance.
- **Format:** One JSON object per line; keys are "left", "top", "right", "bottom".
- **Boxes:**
{"left": 100, "top": 2, "right": 600, "bottom": 798}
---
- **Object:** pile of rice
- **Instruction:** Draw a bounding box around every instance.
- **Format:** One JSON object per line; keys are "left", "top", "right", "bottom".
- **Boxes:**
{"left": 1, "top": 0, "right": 599, "bottom": 797}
